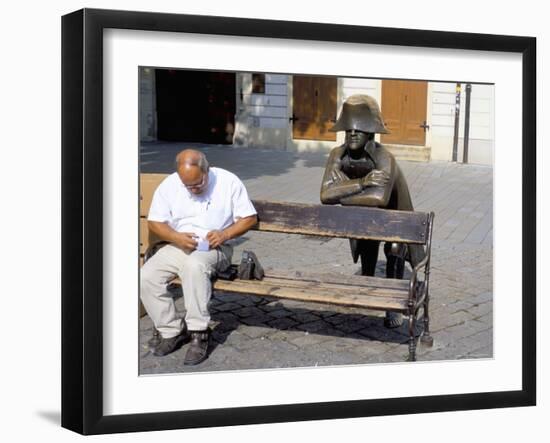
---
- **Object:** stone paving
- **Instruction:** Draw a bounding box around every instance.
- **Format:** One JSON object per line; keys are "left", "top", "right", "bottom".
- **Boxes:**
{"left": 139, "top": 142, "right": 493, "bottom": 374}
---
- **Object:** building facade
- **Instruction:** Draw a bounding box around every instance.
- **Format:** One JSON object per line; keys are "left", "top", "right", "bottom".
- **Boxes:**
{"left": 140, "top": 68, "right": 494, "bottom": 165}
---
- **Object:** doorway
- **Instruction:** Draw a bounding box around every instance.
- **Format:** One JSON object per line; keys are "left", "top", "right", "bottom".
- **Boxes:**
{"left": 155, "top": 69, "right": 236, "bottom": 144}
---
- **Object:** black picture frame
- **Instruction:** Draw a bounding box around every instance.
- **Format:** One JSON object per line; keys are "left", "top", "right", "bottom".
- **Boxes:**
{"left": 61, "top": 8, "right": 536, "bottom": 435}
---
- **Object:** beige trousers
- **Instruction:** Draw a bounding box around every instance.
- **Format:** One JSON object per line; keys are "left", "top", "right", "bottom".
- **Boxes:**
{"left": 140, "top": 243, "right": 233, "bottom": 337}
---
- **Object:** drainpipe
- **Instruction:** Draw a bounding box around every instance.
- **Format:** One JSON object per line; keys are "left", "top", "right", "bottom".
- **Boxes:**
{"left": 452, "top": 83, "right": 462, "bottom": 162}
{"left": 463, "top": 83, "right": 472, "bottom": 164}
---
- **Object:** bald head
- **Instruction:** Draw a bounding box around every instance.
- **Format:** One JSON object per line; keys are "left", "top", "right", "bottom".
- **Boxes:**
{"left": 176, "top": 149, "right": 210, "bottom": 194}
{"left": 176, "top": 149, "right": 209, "bottom": 172}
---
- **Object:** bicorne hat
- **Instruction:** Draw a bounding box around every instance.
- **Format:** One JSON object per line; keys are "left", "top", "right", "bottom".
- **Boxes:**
{"left": 330, "top": 94, "right": 389, "bottom": 134}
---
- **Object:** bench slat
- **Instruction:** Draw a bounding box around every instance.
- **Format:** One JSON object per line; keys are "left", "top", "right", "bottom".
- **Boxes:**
{"left": 139, "top": 217, "right": 148, "bottom": 255}
{"left": 140, "top": 173, "right": 170, "bottom": 217}
{"left": 263, "top": 268, "right": 410, "bottom": 291}
{"left": 252, "top": 200, "right": 429, "bottom": 244}
{"left": 166, "top": 270, "right": 410, "bottom": 310}
{"left": 213, "top": 276, "right": 408, "bottom": 311}
{"left": 233, "top": 276, "right": 408, "bottom": 299}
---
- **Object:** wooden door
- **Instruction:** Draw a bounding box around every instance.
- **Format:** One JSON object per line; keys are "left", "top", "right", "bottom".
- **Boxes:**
{"left": 381, "top": 80, "right": 428, "bottom": 145}
{"left": 292, "top": 76, "right": 337, "bottom": 141}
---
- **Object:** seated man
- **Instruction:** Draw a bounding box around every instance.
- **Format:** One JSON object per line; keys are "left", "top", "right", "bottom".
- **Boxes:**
{"left": 320, "top": 94, "right": 425, "bottom": 328}
{"left": 140, "top": 149, "right": 258, "bottom": 365}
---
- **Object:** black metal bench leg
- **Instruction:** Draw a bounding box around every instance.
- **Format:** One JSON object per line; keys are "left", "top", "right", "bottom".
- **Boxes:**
{"left": 420, "top": 291, "right": 434, "bottom": 347}
{"left": 407, "top": 313, "right": 417, "bottom": 361}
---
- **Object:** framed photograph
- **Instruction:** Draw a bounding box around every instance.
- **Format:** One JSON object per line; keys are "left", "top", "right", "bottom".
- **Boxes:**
{"left": 61, "top": 8, "right": 536, "bottom": 435}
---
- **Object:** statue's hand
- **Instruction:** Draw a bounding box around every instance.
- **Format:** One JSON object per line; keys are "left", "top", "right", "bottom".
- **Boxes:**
{"left": 362, "top": 169, "right": 390, "bottom": 187}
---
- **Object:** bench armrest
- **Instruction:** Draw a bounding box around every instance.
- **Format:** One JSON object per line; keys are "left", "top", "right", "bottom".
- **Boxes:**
{"left": 407, "top": 212, "right": 434, "bottom": 310}
{"left": 408, "top": 254, "right": 429, "bottom": 304}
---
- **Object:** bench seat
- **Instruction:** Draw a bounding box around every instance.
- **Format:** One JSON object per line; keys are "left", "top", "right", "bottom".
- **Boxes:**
{"left": 171, "top": 267, "right": 413, "bottom": 312}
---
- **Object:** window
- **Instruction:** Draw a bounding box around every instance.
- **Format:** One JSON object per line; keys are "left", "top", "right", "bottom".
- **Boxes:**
{"left": 252, "top": 73, "right": 265, "bottom": 94}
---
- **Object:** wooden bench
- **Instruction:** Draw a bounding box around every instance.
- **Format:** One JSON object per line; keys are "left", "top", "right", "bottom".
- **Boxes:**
{"left": 140, "top": 173, "right": 435, "bottom": 361}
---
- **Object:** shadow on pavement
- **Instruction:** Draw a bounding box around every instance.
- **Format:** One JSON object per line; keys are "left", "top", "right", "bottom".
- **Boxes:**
{"left": 140, "top": 142, "right": 329, "bottom": 179}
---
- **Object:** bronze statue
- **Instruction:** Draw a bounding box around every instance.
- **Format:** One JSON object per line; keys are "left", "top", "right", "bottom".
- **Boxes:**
{"left": 320, "top": 94, "right": 425, "bottom": 328}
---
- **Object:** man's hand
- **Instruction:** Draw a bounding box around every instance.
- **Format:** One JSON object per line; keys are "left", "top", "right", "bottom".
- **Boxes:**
{"left": 362, "top": 169, "right": 390, "bottom": 188}
{"left": 206, "top": 230, "right": 229, "bottom": 249}
{"left": 173, "top": 232, "right": 198, "bottom": 251}
{"left": 205, "top": 215, "right": 257, "bottom": 249}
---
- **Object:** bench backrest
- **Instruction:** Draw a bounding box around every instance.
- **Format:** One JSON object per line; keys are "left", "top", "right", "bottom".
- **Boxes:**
{"left": 140, "top": 173, "right": 431, "bottom": 256}
{"left": 252, "top": 200, "right": 429, "bottom": 244}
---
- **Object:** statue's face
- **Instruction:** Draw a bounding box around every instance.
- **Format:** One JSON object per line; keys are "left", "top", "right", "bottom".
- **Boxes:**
{"left": 345, "top": 129, "right": 368, "bottom": 151}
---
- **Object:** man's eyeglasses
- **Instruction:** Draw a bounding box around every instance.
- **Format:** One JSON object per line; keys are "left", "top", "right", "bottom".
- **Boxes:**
{"left": 184, "top": 173, "right": 207, "bottom": 191}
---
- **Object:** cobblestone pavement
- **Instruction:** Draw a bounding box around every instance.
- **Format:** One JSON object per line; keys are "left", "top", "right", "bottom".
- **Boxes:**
{"left": 139, "top": 142, "right": 493, "bottom": 374}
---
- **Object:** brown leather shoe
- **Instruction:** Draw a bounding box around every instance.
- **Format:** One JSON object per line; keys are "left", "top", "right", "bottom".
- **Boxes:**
{"left": 184, "top": 330, "right": 211, "bottom": 365}
{"left": 152, "top": 323, "right": 190, "bottom": 357}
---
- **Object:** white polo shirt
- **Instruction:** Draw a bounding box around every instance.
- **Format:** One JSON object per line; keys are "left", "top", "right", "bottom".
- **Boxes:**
{"left": 148, "top": 167, "right": 257, "bottom": 240}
